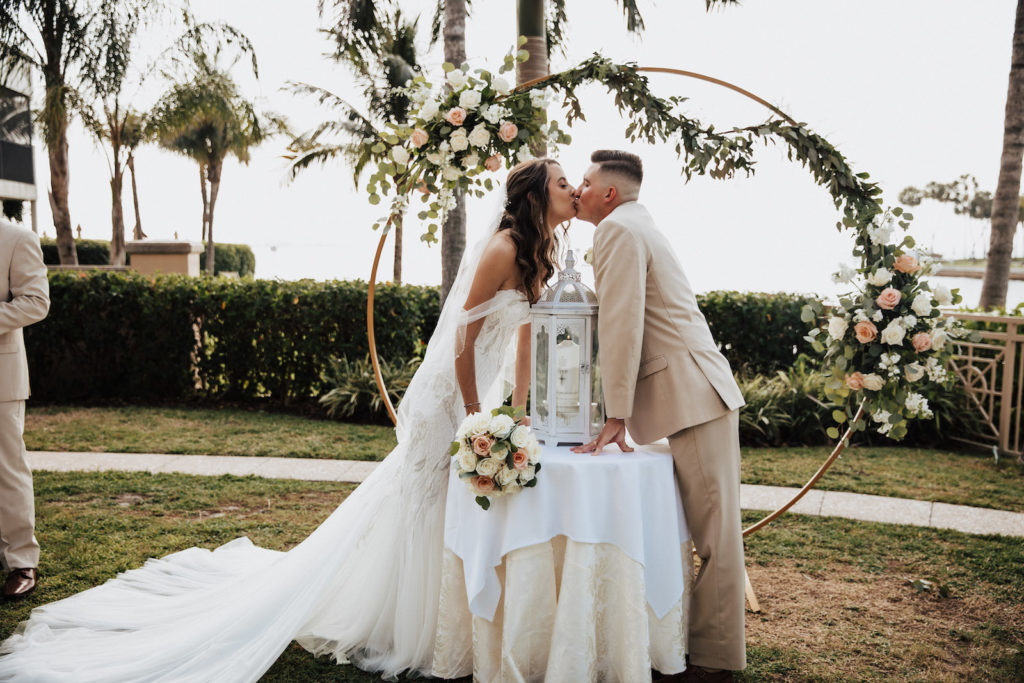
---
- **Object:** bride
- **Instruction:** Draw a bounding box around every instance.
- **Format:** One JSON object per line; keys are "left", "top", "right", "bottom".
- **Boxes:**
{"left": 0, "top": 158, "right": 577, "bottom": 681}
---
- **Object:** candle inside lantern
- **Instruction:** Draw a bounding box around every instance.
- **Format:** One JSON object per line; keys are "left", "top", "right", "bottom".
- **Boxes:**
{"left": 556, "top": 337, "right": 580, "bottom": 422}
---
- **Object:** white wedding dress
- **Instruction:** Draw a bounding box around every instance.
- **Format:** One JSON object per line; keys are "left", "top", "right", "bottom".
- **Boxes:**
{"left": 0, "top": 236, "right": 529, "bottom": 681}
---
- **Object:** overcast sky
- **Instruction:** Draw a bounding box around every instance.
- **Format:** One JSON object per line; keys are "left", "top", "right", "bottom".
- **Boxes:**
{"left": 19, "top": 0, "right": 1021, "bottom": 303}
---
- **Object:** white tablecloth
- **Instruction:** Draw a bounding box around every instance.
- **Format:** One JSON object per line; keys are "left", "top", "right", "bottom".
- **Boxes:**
{"left": 443, "top": 442, "right": 690, "bottom": 622}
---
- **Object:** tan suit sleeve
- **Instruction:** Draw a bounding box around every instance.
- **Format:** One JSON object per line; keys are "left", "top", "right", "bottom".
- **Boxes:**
{"left": 0, "top": 230, "right": 50, "bottom": 336}
{"left": 593, "top": 219, "right": 646, "bottom": 419}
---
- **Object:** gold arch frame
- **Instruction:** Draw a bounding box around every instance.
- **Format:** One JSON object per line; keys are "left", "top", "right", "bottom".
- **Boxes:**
{"left": 366, "top": 66, "right": 865, "bottom": 538}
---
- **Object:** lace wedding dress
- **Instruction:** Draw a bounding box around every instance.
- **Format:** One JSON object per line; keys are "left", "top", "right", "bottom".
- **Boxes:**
{"left": 0, "top": 236, "right": 529, "bottom": 682}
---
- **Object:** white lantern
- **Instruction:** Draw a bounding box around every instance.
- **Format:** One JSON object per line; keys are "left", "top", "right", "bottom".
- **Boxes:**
{"left": 530, "top": 250, "right": 604, "bottom": 445}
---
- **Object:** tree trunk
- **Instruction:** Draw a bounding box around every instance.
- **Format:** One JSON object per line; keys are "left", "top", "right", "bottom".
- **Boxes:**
{"left": 517, "top": 0, "right": 548, "bottom": 157}
{"left": 109, "top": 170, "right": 126, "bottom": 266}
{"left": 128, "top": 154, "right": 145, "bottom": 240}
{"left": 205, "top": 160, "right": 222, "bottom": 276}
{"left": 393, "top": 219, "right": 403, "bottom": 284}
{"left": 981, "top": 0, "right": 1024, "bottom": 309}
{"left": 441, "top": 0, "right": 468, "bottom": 308}
{"left": 200, "top": 162, "right": 210, "bottom": 242}
{"left": 48, "top": 117, "right": 77, "bottom": 264}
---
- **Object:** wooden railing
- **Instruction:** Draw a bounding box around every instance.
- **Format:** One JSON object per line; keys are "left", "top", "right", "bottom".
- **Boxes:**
{"left": 947, "top": 311, "right": 1024, "bottom": 458}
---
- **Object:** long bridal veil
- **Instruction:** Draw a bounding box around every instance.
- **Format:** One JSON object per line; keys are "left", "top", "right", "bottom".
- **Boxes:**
{"left": 0, "top": 208, "right": 524, "bottom": 682}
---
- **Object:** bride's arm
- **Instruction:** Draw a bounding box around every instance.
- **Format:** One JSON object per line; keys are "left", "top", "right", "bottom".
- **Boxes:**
{"left": 454, "top": 236, "right": 519, "bottom": 415}
{"left": 511, "top": 322, "right": 531, "bottom": 417}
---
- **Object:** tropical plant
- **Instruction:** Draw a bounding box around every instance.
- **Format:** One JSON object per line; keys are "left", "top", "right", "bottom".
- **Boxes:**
{"left": 288, "top": 3, "right": 424, "bottom": 283}
{"left": 319, "top": 354, "right": 423, "bottom": 421}
{"left": 0, "top": 0, "right": 95, "bottom": 264}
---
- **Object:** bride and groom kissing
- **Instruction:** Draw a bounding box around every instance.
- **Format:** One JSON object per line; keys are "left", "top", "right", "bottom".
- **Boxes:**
{"left": 0, "top": 150, "right": 746, "bottom": 682}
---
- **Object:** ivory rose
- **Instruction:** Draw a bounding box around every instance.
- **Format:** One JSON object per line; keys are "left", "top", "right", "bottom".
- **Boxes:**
{"left": 862, "top": 373, "right": 885, "bottom": 391}
{"left": 853, "top": 320, "right": 878, "bottom": 344}
{"left": 473, "top": 475, "right": 495, "bottom": 493}
{"left": 391, "top": 146, "right": 409, "bottom": 166}
{"left": 845, "top": 372, "right": 865, "bottom": 390}
{"left": 457, "top": 448, "right": 477, "bottom": 472}
{"left": 875, "top": 287, "right": 902, "bottom": 310}
{"left": 462, "top": 153, "right": 480, "bottom": 170}
{"left": 449, "top": 128, "right": 469, "bottom": 152}
{"left": 498, "top": 120, "right": 518, "bottom": 142}
{"left": 476, "top": 457, "right": 501, "bottom": 477}
{"left": 893, "top": 253, "right": 920, "bottom": 274}
{"left": 490, "top": 76, "right": 511, "bottom": 95}
{"left": 866, "top": 268, "right": 893, "bottom": 287}
{"left": 881, "top": 320, "right": 906, "bottom": 346}
{"left": 442, "top": 165, "right": 460, "bottom": 181}
{"left": 930, "top": 329, "right": 948, "bottom": 351}
{"left": 418, "top": 100, "right": 439, "bottom": 120}
{"left": 827, "top": 316, "right": 848, "bottom": 341}
{"left": 446, "top": 69, "right": 467, "bottom": 89}
{"left": 910, "top": 293, "right": 933, "bottom": 317}
{"left": 512, "top": 451, "right": 529, "bottom": 470}
{"left": 488, "top": 414, "right": 515, "bottom": 439}
{"left": 467, "top": 124, "right": 490, "bottom": 148}
{"left": 509, "top": 425, "right": 530, "bottom": 449}
{"left": 485, "top": 153, "right": 503, "bottom": 172}
{"left": 911, "top": 332, "right": 932, "bottom": 352}
{"left": 904, "top": 363, "right": 925, "bottom": 382}
{"left": 934, "top": 284, "right": 953, "bottom": 306}
{"left": 458, "top": 88, "right": 482, "bottom": 110}
{"left": 410, "top": 128, "right": 429, "bottom": 148}
{"left": 497, "top": 467, "right": 518, "bottom": 486}
{"left": 471, "top": 434, "right": 493, "bottom": 456}
{"left": 445, "top": 106, "right": 467, "bottom": 126}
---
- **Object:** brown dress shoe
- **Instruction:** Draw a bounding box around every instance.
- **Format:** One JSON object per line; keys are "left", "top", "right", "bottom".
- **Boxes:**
{"left": 679, "top": 667, "right": 735, "bottom": 682}
{"left": 4, "top": 568, "right": 38, "bottom": 600}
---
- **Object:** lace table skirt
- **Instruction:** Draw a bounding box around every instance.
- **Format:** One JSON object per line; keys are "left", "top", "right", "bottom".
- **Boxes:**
{"left": 432, "top": 535, "right": 693, "bottom": 682}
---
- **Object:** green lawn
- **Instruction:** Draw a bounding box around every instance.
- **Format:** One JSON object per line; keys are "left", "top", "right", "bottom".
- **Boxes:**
{"left": 25, "top": 405, "right": 397, "bottom": 461}
{"left": 1, "top": 472, "right": 1020, "bottom": 681}
{"left": 24, "top": 405, "right": 1024, "bottom": 513}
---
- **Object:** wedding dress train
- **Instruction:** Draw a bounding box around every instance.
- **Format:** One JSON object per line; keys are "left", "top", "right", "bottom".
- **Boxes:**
{"left": 0, "top": 248, "right": 528, "bottom": 681}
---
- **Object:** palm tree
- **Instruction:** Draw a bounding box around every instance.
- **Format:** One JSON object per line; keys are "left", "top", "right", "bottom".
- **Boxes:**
{"left": 441, "top": 0, "right": 468, "bottom": 306}
{"left": 289, "top": 4, "right": 423, "bottom": 283}
{"left": 981, "top": 0, "right": 1024, "bottom": 309}
{"left": 151, "top": 68, "right": 284, "bottom": 275}
{"left": 0, "top": 0, "right": 94, "bottom": 264}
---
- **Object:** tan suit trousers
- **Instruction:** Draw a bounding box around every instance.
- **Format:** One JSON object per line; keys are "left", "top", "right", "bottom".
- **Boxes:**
{"left": 0, "top": 400, "right": 38, "bottom": 569}
{"left": 668, "top": 409, "right": 746, "bottom": 671}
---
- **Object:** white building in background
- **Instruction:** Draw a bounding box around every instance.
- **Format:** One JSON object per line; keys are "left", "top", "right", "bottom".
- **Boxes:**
{"left": 0, "top": 57, "right": 37, "bottom": 232}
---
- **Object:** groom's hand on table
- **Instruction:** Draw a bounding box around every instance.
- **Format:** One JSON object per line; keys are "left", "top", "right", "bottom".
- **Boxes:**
{"left": 571, "top": 418, "right": 634, "bottom": 455}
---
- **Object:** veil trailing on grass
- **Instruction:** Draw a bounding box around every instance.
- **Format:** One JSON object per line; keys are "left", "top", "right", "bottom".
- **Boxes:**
{"left": 0, "top": 206, "right": 529, "bottom": 681}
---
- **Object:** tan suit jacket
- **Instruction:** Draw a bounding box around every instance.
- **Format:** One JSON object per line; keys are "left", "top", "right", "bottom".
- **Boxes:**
{"left": 0, "top": 219, "right": 49, "bottom": 402}
{"left": 593, "top": 201, "right": 744, "bottom": 444}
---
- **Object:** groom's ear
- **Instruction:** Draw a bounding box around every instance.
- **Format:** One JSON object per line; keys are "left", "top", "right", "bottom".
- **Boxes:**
{"left": 604, "top": 186, "right": 618, "bottom": 204}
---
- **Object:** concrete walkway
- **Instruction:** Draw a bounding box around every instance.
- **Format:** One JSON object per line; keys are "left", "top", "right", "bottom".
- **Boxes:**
{"left": 27, "top": 451, "right": 1024, "bottom": 538}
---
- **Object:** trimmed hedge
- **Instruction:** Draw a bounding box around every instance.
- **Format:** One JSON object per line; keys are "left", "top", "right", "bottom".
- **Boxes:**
{"left": 40, "top": 238, "right": 110, "bottom": 265}
{"left": 25, "top": 271, "right": 440, "bottom": 406}
{"left": 199, "top": 242, "right": 256, "bottom": 277}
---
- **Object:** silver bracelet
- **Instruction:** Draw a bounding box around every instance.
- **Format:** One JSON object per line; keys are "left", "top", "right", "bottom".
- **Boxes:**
{"left": 464, "top": 401, "right": 481, "bottom": 408}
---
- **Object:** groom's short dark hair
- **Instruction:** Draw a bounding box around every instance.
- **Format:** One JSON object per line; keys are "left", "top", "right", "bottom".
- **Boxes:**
{"left": 591, "top": 150, "right": 643, "bottom": 186}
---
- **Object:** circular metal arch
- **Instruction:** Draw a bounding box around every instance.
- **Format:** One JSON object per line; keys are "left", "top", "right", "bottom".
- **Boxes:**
{"left": 366, "top": 66, "right": 853, "bottom": 537}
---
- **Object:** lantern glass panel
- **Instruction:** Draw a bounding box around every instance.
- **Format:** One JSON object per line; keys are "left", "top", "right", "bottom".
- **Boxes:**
{"left": 555, "top": 319, "right": 585, "bottom": 429}
{"left": 534, "top": 320, "right": 549, "bottom": 427}
{"left": 590, "top": 324, "right": 603, "bottom": 435}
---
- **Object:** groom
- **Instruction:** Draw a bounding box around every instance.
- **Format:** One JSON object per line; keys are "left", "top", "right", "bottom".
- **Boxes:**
{"left": 571, "top": 150, "right": 746, "bottom": 680}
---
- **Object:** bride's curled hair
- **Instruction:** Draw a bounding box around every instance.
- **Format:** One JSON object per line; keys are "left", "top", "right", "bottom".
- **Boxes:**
{"left": 498, "top": 158, "right": 561, "bottom": 303}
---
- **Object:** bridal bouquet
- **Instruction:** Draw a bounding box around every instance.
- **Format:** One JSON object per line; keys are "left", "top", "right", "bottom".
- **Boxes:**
{"left": 449, "top": 406, "right": 541, "bottom": 510}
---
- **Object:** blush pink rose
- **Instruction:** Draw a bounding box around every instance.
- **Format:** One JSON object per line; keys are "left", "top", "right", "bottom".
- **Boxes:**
{"left": 485, "top": 153, "right": 503, "bottom": 172}
{"left": 410, "top": 128, "right": 429, "bottom": 148}
{"left": 474, "top": 475, "right": 495, "bottom": 493}
{"left": 512, "top": 451, "right": 528, "bottom": 470}
{"left": 893, "top": 254, "right": 920, "bottom": 274}
{"left": 853, "top": 320, "right": 878, "bottom": 344}
{"left": 911, "top": 332, "right": 932, "bottom": 352}
{"left": 498, "top": 121, "right": 518, "bottom": 143}
{"left": 876, "top": 287, "right": 902, "bottom": 310}
{"left": 471, "top": 434, "right": 493, "bottom": 456}
{"left": 845, "top": 372, "right": 865, "bottom": 391}
{"left": 445, "top": 107, "right": 467, "bottom": 126}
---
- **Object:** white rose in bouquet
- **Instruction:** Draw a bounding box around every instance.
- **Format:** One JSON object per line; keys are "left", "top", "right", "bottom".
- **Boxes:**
{"left": 521, "top": 464, "right": 536, "bottom": 482}
{"left": 861, "top": 373, "right": 885, "bottom": 391}
{"left": 467, "top": 124, "right": 490, "bottom": 148}
{"left": 525, "top": 440, "right": 542, "bottom": 464}
{"left": 460, "top": 412, "right": 492, "bottom": 439}
{"left": 458, "top": 88, "right": 482, "bottom": 110}
{"left": 910, "top": 293, "right": 933, "bottom": 317}
{"left": 509, "top": 425, "right": 531, "bottom": 449}
{"left": 496, "top": 467, "right": 518, "bottom": 486}
{"left": 827, "top": 316, "right": 848, "bottom": 341}
{"left": 446, "top": 69, "right": 468, "bottom": 89}
{"left": 934, "top": 284, "right": 953, "bottom": 306}
{"left": 462, "top": 153, "right": 480, "bottom": 170}
{"left": 449, "top": 128, "right": 469, "bottom": 152}
{"left": 442, "top": 165, "right": 461, "bottom": 181}
{"left": 930, "top": 328, "right": 948, "bottom": 351}
{"left": 866, "top": 268, "right": 893, "bottom": 287}
{"left": 490, "top": 75, "right": 511, "bottom": 95}
{"left": 488, "top": 414, "right": 516, "bottom": 439}
{"left": 503, "top": 482, "right": 522, "bottom": 496}
{"left": 391, "top": 146, "right": 409, "bottom": 166}
{"left": 457, "top": 447, "right": 478, "bottom": 472}
{"left": 418, "top": 100, "right": 440, "bottom": 121}
{"left": 880, "top": 320, "right": 906, "bottom": 346}
{"left": 476, "top": 457, "right": 502, "bottom": 477}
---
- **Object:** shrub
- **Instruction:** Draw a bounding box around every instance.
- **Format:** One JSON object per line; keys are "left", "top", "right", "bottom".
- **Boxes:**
{"left": 199, "top": 242, "right": 256, "bottom": 277}
{"left": 319, "top": 355, "right": 422, "bottom": 423}
{"left": 40, "top": 237, "right": 110, "bottom": 265}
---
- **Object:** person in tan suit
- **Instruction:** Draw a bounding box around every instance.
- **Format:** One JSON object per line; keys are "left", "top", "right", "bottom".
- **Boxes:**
{"left": 571, "top": 150, "right": 746, "bottom": 680}
{"left": 0, "top": 217, "right": 49, "bottom": 600}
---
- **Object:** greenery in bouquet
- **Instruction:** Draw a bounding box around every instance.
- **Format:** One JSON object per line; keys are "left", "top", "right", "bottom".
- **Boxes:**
{"left": 802, "top": 207, "right": 978, "bottom": 441}
{"left": 364, "top": 39, "right": 571, "bottom": 244}
{"left": 449, "top": 406, "right": 541, "bottom": 511}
